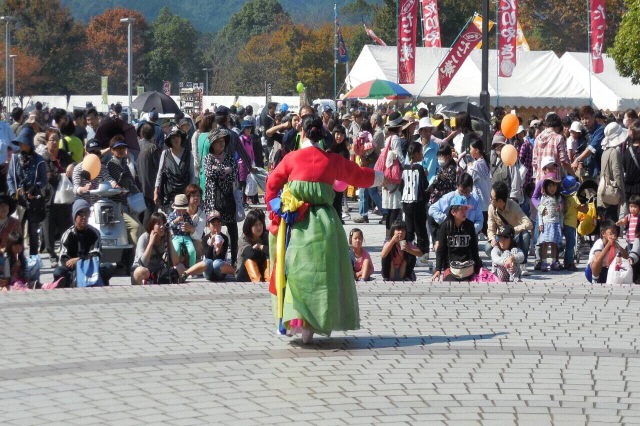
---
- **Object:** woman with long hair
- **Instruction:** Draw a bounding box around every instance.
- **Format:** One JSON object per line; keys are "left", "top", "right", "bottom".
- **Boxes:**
{"left": 468, "top": 135, "right": 491, "bottom": 236}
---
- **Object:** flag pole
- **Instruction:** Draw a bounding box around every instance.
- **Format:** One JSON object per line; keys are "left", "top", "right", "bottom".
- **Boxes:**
{"left": 396, "top": 0, "right": 400, "bottom": 84}
{"left": 420, "top": 0, "right": 425, "bottom": 47}
{"left": 587, "top": 0, "right": 593, "bottom": 107}
{"left": 496, "top": 0, "right": 500, "bottom": 107}
{"left": 334, "top": 4, "right": 338, "bottom": 105}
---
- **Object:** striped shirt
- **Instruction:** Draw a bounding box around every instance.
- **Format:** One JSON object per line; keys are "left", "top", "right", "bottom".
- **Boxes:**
{"left": 624, "top": 214, "right": 639, "bottom": 244}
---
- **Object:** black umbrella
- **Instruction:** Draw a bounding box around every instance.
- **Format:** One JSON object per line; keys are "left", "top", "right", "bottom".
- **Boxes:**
{"left": 94, "top": 117, "right": 140, "bottom": 153}
{"left": 131, "top": 91, "right": 180, "bottom": 114}
{"left": 440, "top": 101, "right": 490, "bottom": 123}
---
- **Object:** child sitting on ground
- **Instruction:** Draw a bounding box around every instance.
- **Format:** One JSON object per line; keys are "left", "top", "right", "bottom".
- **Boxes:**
{"left": 586, "top": 219, "right": 628, "bottom": 283}
{"left": 381, "top": 220, "right": 423, "bottom": 281}
{"left": 167, "top": 194, "right": 197, "bottom": 268}
{"left": 617, "top": 195, "right": 640, "bottom": 252}
{"left": 491, "top": 225, "right": 525, "bottom": 282}
{"left": 349, "top": 228, "right": 373, "bottom": 281}
{"left": 0, "top": 232, "right": 28, "bottom": 291}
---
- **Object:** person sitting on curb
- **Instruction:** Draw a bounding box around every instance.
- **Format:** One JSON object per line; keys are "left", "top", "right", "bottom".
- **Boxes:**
{"left": 484, "top": 181, "right": 533, "bottom": 275}
{"left": 183, "top": 211, "right": 236, "bottom": 281}
{"left": 54, "top": 199, "right": 115, "bottom": 287}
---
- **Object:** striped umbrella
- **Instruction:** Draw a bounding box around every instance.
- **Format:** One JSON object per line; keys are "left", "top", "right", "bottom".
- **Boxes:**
{"left": 344, "top": 79, "right": 412, "bottom": 100}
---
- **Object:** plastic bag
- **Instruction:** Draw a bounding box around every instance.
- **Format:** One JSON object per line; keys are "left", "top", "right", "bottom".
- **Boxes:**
{"left": 253, "top": 168, "right": 268, "bottom": 192}
{"left": 53, "top": 176, "right": 75, "bottom": 204}
{"left": 127, "top": 192, "right": 146, "bottom": 214}
{"left": 605, "top": 258, "right": 634, "bottom": 284}
{"left": 245, "top": 173, "right": 258, "bottom": 196}
{"left": 25, "top": 255, "right": 43, "bottom": 282}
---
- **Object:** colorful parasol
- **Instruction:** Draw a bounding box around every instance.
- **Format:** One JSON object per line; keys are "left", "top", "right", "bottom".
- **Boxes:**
{"left": 343, "top": 79, "right": 412, "bottom": 100}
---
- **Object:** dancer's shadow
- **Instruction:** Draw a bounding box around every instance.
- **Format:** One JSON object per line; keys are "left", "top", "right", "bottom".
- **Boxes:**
{"left": 290, "top": 332, "right": 508, "bottom": 350}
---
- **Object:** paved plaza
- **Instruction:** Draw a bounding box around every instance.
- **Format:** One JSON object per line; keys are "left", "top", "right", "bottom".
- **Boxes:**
{"left": 2, "top": 207, "right": 640, "bottom": 425}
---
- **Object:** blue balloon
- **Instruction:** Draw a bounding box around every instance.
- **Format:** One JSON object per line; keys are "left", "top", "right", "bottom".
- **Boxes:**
{"left": 281, "top": 103, "right": 289, "bottom": 113}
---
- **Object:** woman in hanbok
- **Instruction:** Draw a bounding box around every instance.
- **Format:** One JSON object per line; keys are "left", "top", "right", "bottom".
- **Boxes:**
{"left": 266, "top": 115, "right": 385, "bottom": 344}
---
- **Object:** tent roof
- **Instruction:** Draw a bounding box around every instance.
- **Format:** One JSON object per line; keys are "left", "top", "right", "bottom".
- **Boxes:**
{"left": 348, "top": 45, "right": 591, "bottom": 108}
{"left": 560, "top": 52, "right": 640, "bottom": 112}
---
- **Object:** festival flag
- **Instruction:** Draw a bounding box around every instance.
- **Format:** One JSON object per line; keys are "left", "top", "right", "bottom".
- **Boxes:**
{"left": 590, "top": 0, "right": 606, "bottom": 74}
{"left": 437, "top": 20, "right": 483, "bottom": 95}
{"left": 421, "top": 0, "right": 441, "bottom": 48}
{"left": 163, "top": 80, "right": 172, "bottom": 96}
{"left": 101, "top": 76, "right": 108, "bottom": 105}
{"left": 516, "top": 22, "right": 530, "bottom": 51}
{"left": 498, "top": 0, "right": 518, "bottom": 77}
{"left": 364, "top": 25, "right": 387, "bottom": 46}
{"left": 336, "top": 21, "right": 350, "bottom": 63}
{"left": 398, "top": 0, "right": 419, "bottom": 84}
{"left": 472, "top": 14, "right": 495, "bottom": 49}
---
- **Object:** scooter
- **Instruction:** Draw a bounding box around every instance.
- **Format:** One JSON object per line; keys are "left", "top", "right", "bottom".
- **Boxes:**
{"left": 88, "top": 183, "right": 134, "bottom": 272}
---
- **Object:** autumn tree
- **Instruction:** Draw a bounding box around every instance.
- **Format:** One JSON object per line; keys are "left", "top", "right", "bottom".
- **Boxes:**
{"left": 0, "top": 45, "right": 44, "bottom": 100}
{"left": 0, "top": 0, "right": 86, "bottom": 94}
{"left": 147, "top": 7, "right": 201, "bottom": 93}
{"left": 609, "top": 0, "right": 640, "bottom": 84}
{"left": 85, "top": 8, "right": 151, "bottom": 95}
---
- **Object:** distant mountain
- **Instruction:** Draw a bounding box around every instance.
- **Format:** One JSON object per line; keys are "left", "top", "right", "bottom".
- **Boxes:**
{"left": 61, "top": 0, "right": 380, "bottom": 33}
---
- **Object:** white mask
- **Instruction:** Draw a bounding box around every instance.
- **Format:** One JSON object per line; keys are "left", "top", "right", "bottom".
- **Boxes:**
{"left": 437, "top": 159, "right": 446, "bottom": 167}
{"left": 623, "top": 118, "right": 629, "bottom": 128}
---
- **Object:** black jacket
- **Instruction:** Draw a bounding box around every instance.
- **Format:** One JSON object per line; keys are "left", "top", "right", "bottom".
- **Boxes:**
{"left": 41, "top": 149, "right": 74, "bottom": 206}
{"left": 59, "top": 225, "right": 101, "bottom": 264}
{"left": 435, "top": 218, "right": 482, "bottom": 273}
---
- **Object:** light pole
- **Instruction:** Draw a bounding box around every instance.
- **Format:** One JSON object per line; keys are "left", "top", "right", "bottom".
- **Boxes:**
{"left": 10, "top": 54, "right": 16, "bottom": 102}
{"left": 202, "top": 68, "right": 212, "bottom": 96}
{"left": 0, "top": 16, "right": 16, "bottom": 110}
{"left": 120, "top": 17, "right": 135, "bottom": 123}
{"left": 479, "top": 0, "right": 491, "bottom": 148}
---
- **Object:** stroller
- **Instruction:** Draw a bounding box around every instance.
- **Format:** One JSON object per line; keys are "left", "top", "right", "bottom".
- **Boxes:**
{"left": 575, "top": 180, "right": 599, "bottom": 264}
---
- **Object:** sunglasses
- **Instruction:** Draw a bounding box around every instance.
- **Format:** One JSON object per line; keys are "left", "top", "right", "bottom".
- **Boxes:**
{"left": 77, "top": 210, "right": 90, "bottom": 217}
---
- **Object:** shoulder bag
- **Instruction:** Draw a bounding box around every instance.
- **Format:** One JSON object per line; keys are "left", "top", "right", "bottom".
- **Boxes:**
{"left": 599, "top": 151, "right": 622, "bottom": 206}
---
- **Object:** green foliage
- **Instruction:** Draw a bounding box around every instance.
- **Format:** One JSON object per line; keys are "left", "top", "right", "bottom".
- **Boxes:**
{"left": 372, "top": 0, "right": 395, "bottom": 45}
{"left": 609, "top": 0, "right": 640, "bottom": 84}
{"left": 341, "top": 0, "right": 376, "bottom": 25}
{"left": 147, "top": 7, "right": 201, "bottom": 93}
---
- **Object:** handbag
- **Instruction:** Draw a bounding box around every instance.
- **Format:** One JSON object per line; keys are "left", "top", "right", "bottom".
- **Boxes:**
{"left": 150, "top": 266, "right": 180, "bottom": 284}
{"left": 26, "top": 195, "right": 46, "bottom": 223}
{"left": 245, "top": 173, "right": 258, "bottom": 196}
{"left": 127, "top": 191, "right": 146, "bottom": 214}
{"left": 449, "top": 260, "right": 475, "bottom": 280}
{"left": 53, "top": 176, "right": 75, "bottom": 205}
{"left": 75, "top": 257, "right": 104, "bottom": 288}
{"left": 599, "top": 151, "right": 622, "bottom": 205}
{"left": 374, "top": 136, "right": 402, "bottom": 185}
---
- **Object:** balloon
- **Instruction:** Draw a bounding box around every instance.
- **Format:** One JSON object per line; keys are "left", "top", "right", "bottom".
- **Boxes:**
{"left": 500, "top": 144, "right": 518, "bottom": 167}
{"left": 333, "top": 180, "right": 348, "bottom": 192}
{"left": 339, "top": 93, "right": 345, "bottom": 100}
{"left": 280, "top": 103, "right": 289, "bottom": 113}
{"left": 337, "top": 100, "right": 343, "bottom": 109}
{"left": 501, "top": 113, "right": 519, "bottom": 139}
{"left": 296, "top": 82, "right": 305, "bottom": 93}
{"left": 82, "top": 153, "right": 102, "bottom": 180}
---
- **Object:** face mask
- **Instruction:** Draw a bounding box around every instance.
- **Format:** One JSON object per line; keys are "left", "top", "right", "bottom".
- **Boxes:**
{"left": 623, "top": 118, "right": 628, "bottom": 128}
{"left": 437, "top": 159, "right": 446, "bottom": 167}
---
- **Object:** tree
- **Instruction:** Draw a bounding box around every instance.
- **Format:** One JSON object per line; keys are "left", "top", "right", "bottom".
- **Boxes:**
{"left": 1, "top": 0, "right": 86, "bottom": 94}
{"left": 85, "top": 8, "right": 151, "bottom": 95}
{"left": 372, "top": 0, "right": 396, "bottom": 45}
{"left": 206, "top": 0, "right": 292, "bottom": 95}
{"left": 609, "top": 1, "right": 640, "bottom": 84}
{"left": 0, "top": 45, "right": 45, "bottom": 97}
{"left": 341, "top": 0, "right": 375, "bottom": 25}
{"left": 147, "top": 7, "right": 201, "bottom": 93}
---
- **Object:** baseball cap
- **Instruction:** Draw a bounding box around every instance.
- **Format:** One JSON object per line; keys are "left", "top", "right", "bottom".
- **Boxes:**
{"left": 419, "top": 117, "right": 435, "bottom": 130}
{"left": 216, "top": 105, "right": 230, "bottom": 116}
{"left": 86, "top": 139, "right": 101, "bottom": 152}
{"left": 491, "top": 135, "right": 507, "bottom": 147}
{"left": 450, "top": 194, "right": 473, "bottom": 209}
{"left": 323, "top": 105, "right": 333, "bottom": 113}
{"left": 207, "top": 211, "right": 222, "bottom": 222}
{"left": 496, "top": 224, "right": 515, "bottom": 239}
{"left": 541, "top": 156, "right": 557, "bottom": 170}
{"left": 110, "top": 139, "right": 127, "bottom": 149}
{"left": 569, "top": 121, "right": 582, "bottom": 133}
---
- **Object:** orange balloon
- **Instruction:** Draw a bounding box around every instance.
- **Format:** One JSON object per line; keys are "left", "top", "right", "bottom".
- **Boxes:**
{"left": 82, "top": 154, "right": 102, "bottom": 180}
{"left": 500, "top": 144, "right": 518, "bottom": 167}
{"left": 501, "top": 113, "right": 519, "bottom": 139}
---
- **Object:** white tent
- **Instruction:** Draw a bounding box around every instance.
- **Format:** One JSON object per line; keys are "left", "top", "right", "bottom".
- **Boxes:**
{"left": 348, "top": 45, "right": 591, "bottom": 108}
{"left": 25, "top": 96, "right": 69, "bottom": 110}
{"left": 560, "top": 52, "right": 640, "bottom": 112}
{"left": 203, "top": 96, "right": 236, "bottom": 109}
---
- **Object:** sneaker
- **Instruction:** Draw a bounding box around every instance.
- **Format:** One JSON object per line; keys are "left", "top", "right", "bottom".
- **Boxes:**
{"left": 50, "top": 259, "right": 58, "bottom": 269}
{"left": 551, "top": 261, "right": 561, "bottom": 271}
{"left": 341, "top": 212, "right": 352, "bottom": 221}
{"left": 478, "top": 233, "right": 487, "bottom": 241}
{"left": 564, "top": 263, "right": 578, "bottom": 272}
{"left": 416, "top": 254, "right": 431, "bottom": 267}
{"left": 180, "top": 273, "right": 188, "bottom": 283}
{"left": 541, "top": 262, "right": 549, "bottom": 271}
{"left": 354, "top": 216, "right": 369, "bottom": 224}
{"left": 373, "top": 208, "right": 381, "bottom": 215}
{"left": 534, "top": 261, "right": 542, "bottom": 271}
{"left": 521, "top": 269, "right": 531, "bottom": 276}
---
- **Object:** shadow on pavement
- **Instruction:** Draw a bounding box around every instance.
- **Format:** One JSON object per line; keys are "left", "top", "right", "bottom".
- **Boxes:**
{"left": 291, "top": 332, "right": 508, "bottom": 351}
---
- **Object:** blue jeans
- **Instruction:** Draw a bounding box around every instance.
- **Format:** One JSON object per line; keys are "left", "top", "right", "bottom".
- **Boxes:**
{"left": 514, "top": 231, "right": 531, "bottom": 264}
{"left": 359, "top": 186, "right": 386, "bottom": 217}
{"left": 204, "top": 259, "right": 226, "bottom": 281}
{"left": 563, "top": 225, "right": 576, "bottom": 265}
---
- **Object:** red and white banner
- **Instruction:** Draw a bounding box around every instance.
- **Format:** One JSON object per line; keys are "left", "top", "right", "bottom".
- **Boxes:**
{"left": 398, "top": 0, "right": 419, "bottom": 84}
{"left": 421, "top": 0, "right": 441, "bottom": 48}
{"left": 163, "top": 80, "right": 172, "bottom": 96}
{"left": 498, "top": 0, "right": 518, "bottom": 77}
{"left": 590, "top": 0, "right": 606, "bottom": 74}
{"left": 437, "top": 21, "right": 483, "bottom": 95}
{"left": 364, "top": 25, "right": 387, "bottom": 46}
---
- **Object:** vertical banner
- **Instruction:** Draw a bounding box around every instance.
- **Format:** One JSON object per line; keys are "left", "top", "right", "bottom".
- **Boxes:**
{"left": 364, "top": 25, "right": 387, "bottom": 46}
{"left": 516, "top": 23, "right": 530, "bottom": 51}
{"left": 101, "top": 76, "right": 108, "bottom": 105}
{"left": 137, "top": 86, "right": 144, "bottom": 96}
{"left": 498, "top": 0, "right": 518, "bottom": 77}
{"left": 265, "top": 81, "right": 272, "bottom": 105}
{"left": 163, "top": 81, "right": 171, "bottom": 96}
{"left": 398, "top": 0, "right": 419, "bottom": 84}
{"left": 336, "top": 22, "right": 350, "bottom": 63}
{"left": 472, "top": 14, "right": 495, "bottom": 49}
{"left": 590, "top": 0, "right": 606, "bottom": 74}
{"left": 421, "top": 0, "right": 441, "bottom": 47}
{"left": 437, "top": 21, "right": 483, "bottom": 95}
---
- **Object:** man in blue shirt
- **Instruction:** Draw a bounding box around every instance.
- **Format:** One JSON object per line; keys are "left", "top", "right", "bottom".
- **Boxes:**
{"left": 572, "top": 105, "right": 604, "bottom": 177}
{"left": 429, "top": 173, "right": 484, "bottom": 235}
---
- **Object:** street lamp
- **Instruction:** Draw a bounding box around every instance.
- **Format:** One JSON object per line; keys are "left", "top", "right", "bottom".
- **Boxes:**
{"left": 0, "top": 16, "right": 16, "bottom": 110}
{"left": 10, "top": 54, "right": 16, "bottom": 102}
{"left": 479, "top": 0, "right": 491, "bottom": 148}
{"left": 120, "top": 17, "right": 135, "bottom": 123}
{"left": 202, "top": 68, "right": 212, "bottom": 97}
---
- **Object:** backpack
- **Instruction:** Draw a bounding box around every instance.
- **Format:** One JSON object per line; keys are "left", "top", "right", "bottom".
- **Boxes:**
{"left": 374, "top": 136, "right": 402, "bottom": 185}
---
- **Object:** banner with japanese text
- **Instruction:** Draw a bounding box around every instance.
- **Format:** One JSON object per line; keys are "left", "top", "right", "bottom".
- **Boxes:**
{"left": 163, "top": 80, "right": 172, "bottom": 96}
{"left": 472, "top": 14, "right": 495, "bottom": 49}
{"left": 398, "top": 0, "right": 419, "bottom": 84}
{"left": 337, "top": 22, "right": 350, "bottom": 63}
{"left": 421, "top": 0, "right": 441, "bottom": 47}
{"left": 498, "top": 0, "right": 518, "bottom": 77}
{"left": 437, "top": 21, "right": 483, "bottom": 95}
{"left": 516, "top": 23, "right": 530, "bottom": 51}
{"left": 364, "top": 25, "right": 387, "bottom": 46}
{"left": 590, "top": 0, "right": 606, "bottom": 74}
{"left": 101, "top": 77, "right": 108, "bottom": 105}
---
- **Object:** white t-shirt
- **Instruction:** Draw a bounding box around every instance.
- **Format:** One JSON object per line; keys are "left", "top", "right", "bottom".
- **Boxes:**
{"left": 588, "top": 239, "right": 616, "bottom": 269}
{"left": 566, "top": 135, "right": 577, "bottom": 152}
